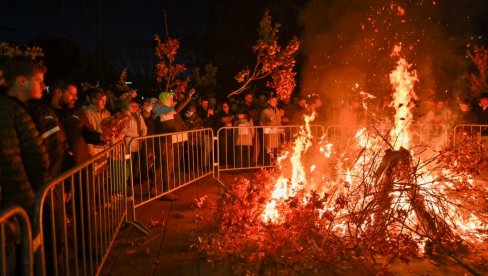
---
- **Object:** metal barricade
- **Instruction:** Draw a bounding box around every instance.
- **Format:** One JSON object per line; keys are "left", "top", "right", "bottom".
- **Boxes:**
{"left": 216, "top": 125, "right": 325, "bottom": 178}
{"left": 126, "top": 128, "right": 214, "bottom": 222}
{"left": 32, "top": 141, "right": 126, "bottom": 276}
{"left": 325, "top": 123, "right": 449, "bottom": 151}
{"left": 453, "top": 124, "right": 488, "bottom": 147}
{"left": 409, "top": 124, "right": 449, "bottom": 149}
{"left": 0, "top": 206, "right": 33, "bottom": 276}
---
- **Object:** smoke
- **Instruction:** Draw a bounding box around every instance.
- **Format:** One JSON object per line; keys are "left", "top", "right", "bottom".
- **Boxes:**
{"left": 298, "top": 0, "right": 474, "bottom": 123}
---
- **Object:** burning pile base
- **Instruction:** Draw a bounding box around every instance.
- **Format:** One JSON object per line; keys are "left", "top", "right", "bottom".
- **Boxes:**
{"left": 195, "top": 128, "right": 488, "bottom": 275}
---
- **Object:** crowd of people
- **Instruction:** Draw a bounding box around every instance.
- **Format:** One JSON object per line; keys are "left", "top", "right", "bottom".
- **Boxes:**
{"left": 0, "top": 57, "right": 326, "bottom": 214}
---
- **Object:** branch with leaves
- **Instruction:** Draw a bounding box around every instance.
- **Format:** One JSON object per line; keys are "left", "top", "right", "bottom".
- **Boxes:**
{"left": 154, "top": 35, "right": 186, "bottom": 92}
{"left": 228, "top": 10, "right": 300, "bottom": 101}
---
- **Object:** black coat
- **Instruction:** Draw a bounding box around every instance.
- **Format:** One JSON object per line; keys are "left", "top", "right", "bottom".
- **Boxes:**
{"left": 0, "top": 95, "right": 50, "bottom": 213}
{"left": 29, "top": 101, "right": 68, "bottom": 178}
{"left": 476, "top": 106, "right": 488, "bottom": 125}
{"left": 55, "top": 107, "right": 102, "bottom": 166}
{"left": 475, "top": 106, "right": 488, "bottom": 135}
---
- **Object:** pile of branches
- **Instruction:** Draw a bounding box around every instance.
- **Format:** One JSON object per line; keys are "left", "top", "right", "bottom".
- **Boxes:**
{"left": 195, "top": 171, "right": 373, "bottom": 274}
{"left": 195, "top": 131, "right": 488, "bottom": 275}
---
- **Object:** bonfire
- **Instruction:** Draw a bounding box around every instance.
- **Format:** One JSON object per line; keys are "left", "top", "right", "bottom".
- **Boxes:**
{"left": 195, "top": 45, "right": 488, "bottom": 274}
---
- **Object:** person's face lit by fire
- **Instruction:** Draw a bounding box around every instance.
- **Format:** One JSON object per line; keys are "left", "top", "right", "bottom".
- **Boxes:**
{"left": 24, "top": 72, "right": 46, "bottom": 100}
{"left": 314, "top": 98, "right": 322, "bottom": 109}
{"left": 61, "top": 85, "right": 78, "bottom": 108}
{"left": 297, "top": 99, "right": 307, "bottom": 109}
{"left": 436, "top": 100, "right": 445, "bottom": 110}
{"left": 268, "top": 97, "right": 278, "bottom": 108}
{"left": 244, "top": 94, "right": 253, "bottom": 105}
{"left": 175, "top": 79, "right": 187, "bottom": 92}
{"left": 459, "top": 103, "right": 470, "bottom": 112}
{"left": 201, "top": 100, "right": 209, "bottom": 110}
{"left": 480, "top": 97, "right": 488, "bottom": 108}
{"left": 142, "top": 100, "right": 153, "bottom": 113}
{"left": 222, "top": 103, "right": 230, "bottom": 114}
{"left": 92, "top": 93, "right": 107, "bottom": 110}
{"left": 129, "top": 102, "right": 139, "bottom": 114}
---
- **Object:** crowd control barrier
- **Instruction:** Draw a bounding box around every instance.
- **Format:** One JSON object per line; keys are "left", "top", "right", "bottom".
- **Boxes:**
{"left": 452, "top": 124, "right": 488, "bottom": 147}
{"left": 0, "top": 206, "right": 33, "bottom": 276}
{"left": 126, "top": 128, "right": 214, "bottom": 225}
{"left": 32, "top": 141, "right": 127, "bottom": 276}
{"left": 215, "top": 125, "right": 325, "bottom": 178}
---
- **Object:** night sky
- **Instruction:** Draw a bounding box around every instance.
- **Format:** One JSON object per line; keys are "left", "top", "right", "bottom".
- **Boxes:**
{"left": 1, "top": 0, "right": 487, "bottom": 99}
{"left": 1, "top": 1, "right": 206, "bottom": 47}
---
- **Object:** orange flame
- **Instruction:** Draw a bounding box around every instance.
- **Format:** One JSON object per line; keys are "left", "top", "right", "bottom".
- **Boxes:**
{"left": 389, "top": 45, "right": 418, "bottom": 150}
{"left": 260, "top": 44, "right": 487, "bottom": 253}
{"left": 262, "top": 112, "right": 315, "bottom": 222}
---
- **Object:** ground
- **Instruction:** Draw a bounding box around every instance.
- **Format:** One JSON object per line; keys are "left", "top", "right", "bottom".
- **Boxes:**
{"left": 101, "top": 172, "right": 488, "bottom": 276}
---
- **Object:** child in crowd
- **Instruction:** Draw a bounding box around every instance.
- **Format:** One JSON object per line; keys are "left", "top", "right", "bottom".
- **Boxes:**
{"left": 234, "top": 107, "right": 255, "bottom": 168}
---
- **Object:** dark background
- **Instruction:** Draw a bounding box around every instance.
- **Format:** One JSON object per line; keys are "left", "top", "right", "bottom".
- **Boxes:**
{"left": 1, "top": 0, "right": 487, "bottom": 100}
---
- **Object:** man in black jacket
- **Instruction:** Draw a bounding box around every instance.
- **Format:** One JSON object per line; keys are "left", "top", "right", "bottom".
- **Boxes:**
{"left": 50, "top": 81, "right": 104, "bottom": 166}
{"left": 47, "top": 81, "right": 109, "bottom": 264}
{"left": 0, "top": 57, "right": 50, "bottom": 276}
{"left": 0, "top": 57, "right": 49, "bottom": 213}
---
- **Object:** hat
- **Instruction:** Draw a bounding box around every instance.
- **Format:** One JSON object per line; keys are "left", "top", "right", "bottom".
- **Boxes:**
{"left": 149, "top": 97, "right": 159, "bottom": 104}
{"left": 159, "top": 92, "right": 173, "bottom": 106}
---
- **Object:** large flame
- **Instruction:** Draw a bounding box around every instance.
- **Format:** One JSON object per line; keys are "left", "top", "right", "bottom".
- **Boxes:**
{"left": 389, "top": 44, "right": 418, "bottom": 150}
{"left": 260, "top": 44, "right": 487, "bottom": 253}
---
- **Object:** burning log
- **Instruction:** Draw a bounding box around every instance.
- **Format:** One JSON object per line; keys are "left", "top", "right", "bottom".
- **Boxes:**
{"left": 372, "top": 147, "right": 458, "bottom": 252}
